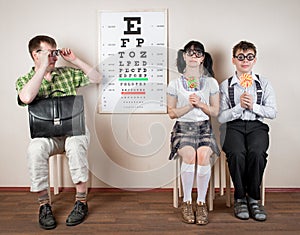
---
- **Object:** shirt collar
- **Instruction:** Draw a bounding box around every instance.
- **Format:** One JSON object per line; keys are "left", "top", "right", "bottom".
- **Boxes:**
{"left": 231, "top": 71, "right": 260, "bottom": 86}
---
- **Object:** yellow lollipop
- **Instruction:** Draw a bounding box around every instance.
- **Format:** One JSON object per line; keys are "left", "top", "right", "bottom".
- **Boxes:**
{"left": 240, "top": 73, "right": 253, "bottom": 89}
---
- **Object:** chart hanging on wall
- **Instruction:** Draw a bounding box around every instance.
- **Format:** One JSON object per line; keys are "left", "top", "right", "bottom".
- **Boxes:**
{"left": 97, "top": 10, "right": 168, "bottom": 113}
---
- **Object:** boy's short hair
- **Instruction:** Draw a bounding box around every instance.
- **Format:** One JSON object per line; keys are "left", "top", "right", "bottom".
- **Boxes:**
{"left": 233, "top": 41, "right": 256, "bottom": 57}
{"left": 28, "top": 35, "right": 57, "bottom": 59}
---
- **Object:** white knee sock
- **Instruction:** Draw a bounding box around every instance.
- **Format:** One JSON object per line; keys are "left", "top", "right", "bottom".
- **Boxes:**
{"left": 196, "top": 165, "right": 211, "bottom": 203}
{"left": 181, "top": 162, "right": 195, "bottom": 202}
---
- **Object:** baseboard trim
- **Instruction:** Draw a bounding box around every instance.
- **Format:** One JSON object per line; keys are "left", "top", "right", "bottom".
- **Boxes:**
{"left": 1, "top": 187, "right": 300, "bottom": 193}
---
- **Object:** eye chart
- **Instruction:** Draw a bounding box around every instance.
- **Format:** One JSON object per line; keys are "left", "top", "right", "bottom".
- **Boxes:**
{"left": 98, "top": 10, "right": 168, "bottom": 113}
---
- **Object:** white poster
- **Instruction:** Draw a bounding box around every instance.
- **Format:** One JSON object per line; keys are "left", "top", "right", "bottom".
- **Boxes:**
{"left": 98, "top": 10, "right": 168, "bottom": 113}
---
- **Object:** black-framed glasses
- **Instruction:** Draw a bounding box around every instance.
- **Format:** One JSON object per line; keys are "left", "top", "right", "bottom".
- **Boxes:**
{"left": 185, "top": 49, "right": 204, "bottom": 58}
{"left": 234, "top": 53, "right": 256, "bottom": 61}
{"left": 36, "top": 49, "right": 61, "bottom": 57}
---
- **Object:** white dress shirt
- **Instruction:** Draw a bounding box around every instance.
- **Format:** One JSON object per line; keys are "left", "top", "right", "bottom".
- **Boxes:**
{"left": 167, "top": 75, "right": 219, "bottom": 122}
{"left": 218, "top": 72, "right": 277, "bottom": 124}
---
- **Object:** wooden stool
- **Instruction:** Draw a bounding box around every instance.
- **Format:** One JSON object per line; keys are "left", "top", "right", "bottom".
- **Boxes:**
{"left": 48, "top": 153, "right": 90, "bottom": 204}
{"left": 223, "top": 152, "right": 265, "bottom": 207}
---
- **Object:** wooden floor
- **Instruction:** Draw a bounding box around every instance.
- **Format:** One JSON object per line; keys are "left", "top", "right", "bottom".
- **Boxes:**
{"left": 0, "top": 190, "right": 300, "bottom": 235}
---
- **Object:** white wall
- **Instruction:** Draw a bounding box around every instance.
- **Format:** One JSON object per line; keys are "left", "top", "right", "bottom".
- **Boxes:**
{"left": 1, "top": 0, "right": 299, "bottom": 189}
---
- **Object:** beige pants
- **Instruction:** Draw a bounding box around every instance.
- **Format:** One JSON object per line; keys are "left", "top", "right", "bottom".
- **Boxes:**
{"left": 27, "top": 128, "right": 90, "bottom": 192}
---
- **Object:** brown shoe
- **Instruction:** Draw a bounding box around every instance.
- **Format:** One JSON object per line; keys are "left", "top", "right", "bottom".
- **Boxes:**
{"left": 181, "top": 201, "right": 195, "bottom": 224}
{"left": 195, "top": 202, "right": 208, "bottom": 225}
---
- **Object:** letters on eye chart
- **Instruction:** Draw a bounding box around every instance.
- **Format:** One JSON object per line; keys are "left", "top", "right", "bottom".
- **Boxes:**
{"left": 98, "top": 10, "right": 168, "bottom": 113}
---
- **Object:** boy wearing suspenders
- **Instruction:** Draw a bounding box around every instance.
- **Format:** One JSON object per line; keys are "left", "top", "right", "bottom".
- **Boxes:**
{"left": 218, "top": 41, "right": 277, "bottom": 221}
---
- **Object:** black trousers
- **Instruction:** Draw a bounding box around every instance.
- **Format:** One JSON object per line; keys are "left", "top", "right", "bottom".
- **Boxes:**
{"left": 220, "top": 120, "right": 269, "bottom": 200}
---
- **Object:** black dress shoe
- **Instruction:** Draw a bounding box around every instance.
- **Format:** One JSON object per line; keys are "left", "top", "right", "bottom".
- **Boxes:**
{"left": 39, "top": 203, "right": 57, "bottom": 230}
{"left": 66, "top": 201, "right": 88, "bottom": 226}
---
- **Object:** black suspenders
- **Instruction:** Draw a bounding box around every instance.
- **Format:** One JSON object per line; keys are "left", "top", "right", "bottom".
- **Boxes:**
{"left": 228, "top": 75, "right": 262, "bottom": 107}
{"left": 228, "top": 77, "right": 236, "bottom": 108}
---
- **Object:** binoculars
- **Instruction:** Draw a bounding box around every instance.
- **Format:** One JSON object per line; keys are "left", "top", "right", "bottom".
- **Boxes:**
{"left": 50, "top": 49, "right": 61, "bottom": 57}
{"left": 36, "top": 49, "right": 61, "bottom": 57}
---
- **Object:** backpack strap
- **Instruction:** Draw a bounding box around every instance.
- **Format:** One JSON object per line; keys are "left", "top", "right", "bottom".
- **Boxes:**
{"left": 227, "top": 74, "right": 262, "bottom": 107}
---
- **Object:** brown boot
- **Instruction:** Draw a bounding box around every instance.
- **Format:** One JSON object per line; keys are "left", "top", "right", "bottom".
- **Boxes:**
{"left": 181, "top": 201, "right": 195, "bottom": 224}
{"left": 195, "top": 202, "right": 208, "bottom": 225}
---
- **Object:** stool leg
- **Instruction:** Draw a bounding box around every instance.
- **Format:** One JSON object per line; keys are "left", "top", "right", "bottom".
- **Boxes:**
{"left": 208, "top": 163, "right": 215, "bottom": 211}
{"left": 48, "top": 157, "right": 55, "bottom": 204}
{"left": 219, "top": 153, "right": 225, "bottom": 196}
{"left": 178, "top": 158, "right": 183, "bottom": 198}
{"left": 53, "top": 155, "right": 59, "bottom": 195}
{"left": 173, "top": 157, "right": 179, "bottom": 208}
{"left": 261, "top": 174, "right": 265, "bottom": 206}
{"left": 225, "top": 162, "right": 231, "bottom": 207}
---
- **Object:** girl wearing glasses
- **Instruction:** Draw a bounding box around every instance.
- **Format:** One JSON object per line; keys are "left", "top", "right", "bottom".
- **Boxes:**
{"left": 167, "top": 40, "right": 220, "bottom": 225}
{"left": 218, "top": 41, "right": 277, "bottom": 222}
